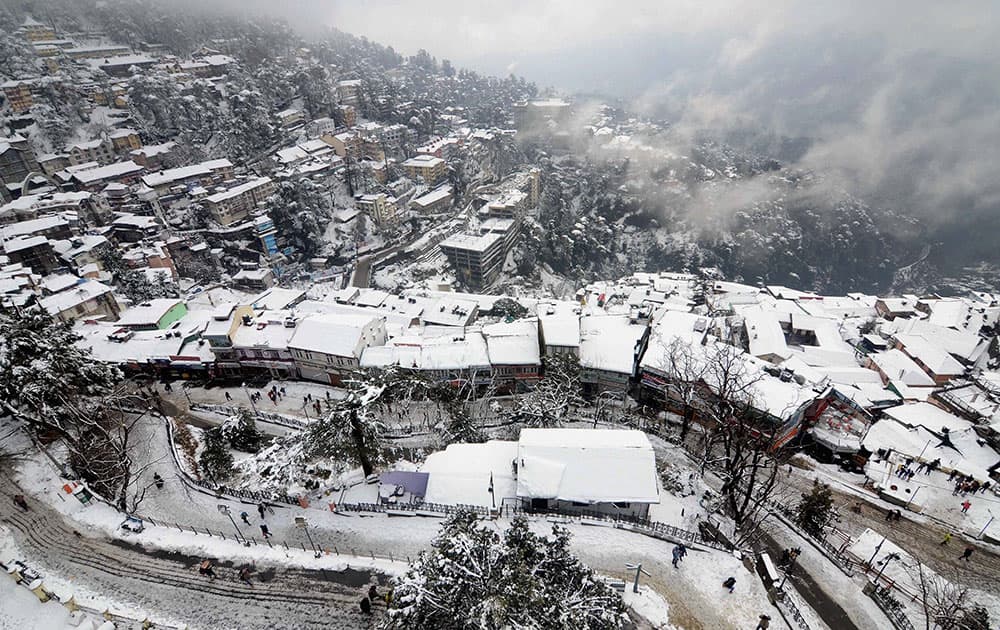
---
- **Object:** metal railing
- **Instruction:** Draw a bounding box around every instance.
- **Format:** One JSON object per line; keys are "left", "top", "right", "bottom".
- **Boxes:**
{"left": 189, "top": 402, "right": 311, "bottom": 430}
{"left": 865, "top": 582, "right": 916, "bottom": 630}
{"left": 134, "top": 514, "right": 411, "bottom": 565}
{"left": 765, "top": 499, "right": 856, "bottom": 576}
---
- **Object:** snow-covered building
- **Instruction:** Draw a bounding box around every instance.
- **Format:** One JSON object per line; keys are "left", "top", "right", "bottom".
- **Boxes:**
{"left": 287, "top": 313, "right": 387, "bottom": 385}
{"left": 39, "top": 279, "right": 119, "bottom": 323}
{"left": 514, "top": 428, "right": 659, "bottom": 518}
{"left": 482, "top": 319, "right": 541, "bottom": 392}
{"left": 537, "top": 308, "right": 581, "bottom": 357}
{"left": 117, "top": 299, "right": 188, "bottom": 331}
{"left": 578, "top": 315, "right": 649, "bottom": 393}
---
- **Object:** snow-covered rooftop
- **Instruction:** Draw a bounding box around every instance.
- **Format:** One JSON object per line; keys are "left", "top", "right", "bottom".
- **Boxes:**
{"left": 516, "top": 429, "right": 659, "bottom": 504}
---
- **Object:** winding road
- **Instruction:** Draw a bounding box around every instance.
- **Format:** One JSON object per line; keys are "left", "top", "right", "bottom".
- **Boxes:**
{"left": 0, "top": 476, "right": 380, "bottom": 630}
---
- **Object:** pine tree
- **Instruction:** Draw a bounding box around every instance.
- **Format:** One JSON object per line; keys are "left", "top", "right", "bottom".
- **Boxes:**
{"left": 221, "top": 408, "right": 264, "bottom": 453}
{"left": 383, "top": 511, "right": 625, "bottom": 629}
{"left": 199, "top": 428, "right": 234, "bottom": 482}
{"left": 796, "top": 480, "right": 836, "bottom": 537}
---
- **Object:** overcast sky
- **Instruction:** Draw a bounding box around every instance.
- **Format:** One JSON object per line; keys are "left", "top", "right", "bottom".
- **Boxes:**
{"left": 233, "top": 0, "right": 1000, "bottom": 229}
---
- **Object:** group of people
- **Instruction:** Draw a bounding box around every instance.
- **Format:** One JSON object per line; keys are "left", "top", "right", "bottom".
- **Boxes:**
{"left": 950, "top": 472, "right": 991, "bottom": 497}
{"left": 778, "top": 547, "right": 801, "bottom": 568}
{"left": 359, "top": 582, "right": 390, "bottom": 615}
{"left": 302, "top": 392, "right": 330, "bottom": 416}
{"left": 883, "top": 508, "right": 903, "bottom": 522}
{"left": 197, "top": 559, "right": 254, "bottom": 585}
{"left": 238, "top": 503, "right": 273, "bottom": 539}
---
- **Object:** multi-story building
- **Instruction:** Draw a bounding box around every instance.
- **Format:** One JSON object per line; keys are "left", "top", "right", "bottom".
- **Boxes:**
{"left": 109, "top": 128, "right": 142, "bottom": 153}
{"left": 336, "top": 79, "right": 362, "bottom": 106}
{"left": 322, "top": 131, "right": 362, "bottom": 159}
{"left": 402, "top": 155, "right": 446, "bottom": 185}
{"left": 140, "top": 158, "right": 234, "bottom": 196}
{"left": 482, "top": 319, "right": 542, "bottom": 392}
{"left": 19, "top": 16, "right": 56, "bottom": 42}
{"left": 0, "top": 134, "right": 38, "bottom": 200}
{"left": 39, "top": 279, "right": 120, "bottom": 323}
{"left": 3, "top": 235, "right": 58, "bottom": 273}
{"left": 204, "top": 177, "right": 275, "bottom": 226}
{"left": 288, "top": 313, "right": 387, "bottom": 385}
{"left": 68, "top": 160, "right": 145, "bottom": 191}
{"left": 63, "top": 44, "right": 131, "bottom": 60}
{"left": 356, "top": 192, "right": 399, "bottom": 226}
{"left": 410, "top": 185, "right": 453, "bottom": 214}
{"left": 276, "top": 108, "right": 305, "bottom": 130}
{"left": 68, "top": 139, "right": 115, "bottom": 166}
{"left": 1, "top": 80, "right": 35, "bottom": 113}
{"left": 254, "top": 214, "right": 279, "bottom": 256}
{"left": 439, "top": 231, "right": 506, "bottom": 289}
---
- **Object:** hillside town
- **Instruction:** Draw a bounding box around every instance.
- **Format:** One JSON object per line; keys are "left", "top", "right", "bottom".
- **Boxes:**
{"left": 1, "top": 5, "right": 999, "bottom": 630}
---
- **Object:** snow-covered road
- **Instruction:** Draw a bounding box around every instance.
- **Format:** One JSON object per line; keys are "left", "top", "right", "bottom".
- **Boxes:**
{"left": 0, "top": 473, "right": 382, "bottom": 630}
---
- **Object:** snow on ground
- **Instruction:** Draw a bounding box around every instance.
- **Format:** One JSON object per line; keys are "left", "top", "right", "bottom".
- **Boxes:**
{"left": 764, "top": 519, "right": 890, "bottom": 630}
{"left": 0, "top": 528, "right": 183, "bottom": 629}
{"left": 164, "top": 379, "right": 347, "bottom": 420}
{"left": 790, "top": 454, "right": 1000, "bottom": 540}
{"left": 0, "top": 568, "right": 76, "bottom": 630}
{"left": 622, "top": 585, "right": 679, "bottom": 630}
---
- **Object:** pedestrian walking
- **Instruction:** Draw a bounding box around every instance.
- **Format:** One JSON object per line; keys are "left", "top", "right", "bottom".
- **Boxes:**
{"left": 153, "top": 472, "right": 164, "bottom": 489}
{"left": 723, "top": 576, "right": 736, "bottom": 593}
{"left": 915, "top": 461, "right": 926, "bottom": 474}
{"left": 164, "top": 382, "right": 172, "bottom": 393}
{"left": 906, "top": 469, "right": 916, "bottom": 481}
{"left": 961, "top": 500, "right": 972, "bottom": 514}
{"left": 198, "top": 560, "right": 216, "bottom": 579}
{"left": 940, "top": 532, "right": 952, "bottom": 545}
{"left": 225, "top": 391, "right": 232, "bottom": 401}
{"left": 359, "top": 596, "right": 372, "bottom": 615}
{"left": 949, "top": 469, "right": 959, "bottom": 482}
{"left": 671, "top": 544, "right": 687, "bottom": 568}
{"left": 238, "top": 566, "right": 253, "bottom": 586}
{"left": 368, "top": 583, "right": 378, "bottom": 602}
{"left": 885, "top": 510, "right": 894, "bottom": 522}
{"left": 257, "top": 502, "right": 267, "bottom": 519}
{"left": 12, "top": 494, "right": 28, "bottom": 511}
{"left": 982, "top": 481, "right": 992, "bottom": 494}
{"left": 280, "top": 386, "right": 286, "bottom": 396}
{"left": 240, "top": 511, "right": 251, "bottom": 525}
{"left": 259, "top": 523, "right": 271, "bottom": 538}
{"left": 961, "top": 546, "right": 974, "bottom": 562}
{"left": 756, "top": 614, "right": 772, "bottom": 630}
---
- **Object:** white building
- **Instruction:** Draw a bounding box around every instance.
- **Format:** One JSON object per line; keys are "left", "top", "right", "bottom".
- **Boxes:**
{"left": 287, "top": 313, "right": 387, "bottom": 385}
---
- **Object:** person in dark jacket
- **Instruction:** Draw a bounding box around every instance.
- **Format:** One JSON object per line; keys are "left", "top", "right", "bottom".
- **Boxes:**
{"left": 723, "top": 576, "right": 736, "bottom": 592}
{"left": 359, "top": 597, "right": 372, "bottom": 614}
{"left": 671, "top": 544, "right": 687, "bottom": 568}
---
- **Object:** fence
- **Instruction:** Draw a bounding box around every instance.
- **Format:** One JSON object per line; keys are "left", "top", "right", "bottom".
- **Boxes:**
{"left": 336, "top": 499, "right": 732, "bottom": 552}
{"left": 775, "top": 588, "right": 812, "bottom": 630}
{"left": 135, "top": 513, "right": 409, "bottom": 566}
{"left": 189, "top": 402, "right": 310, "bottom": 430}
{"left": 864, "top": 582, "right": 916, "bottom": 630}
{"left": 765, "top": 499, "right": 856, "bottom": 577}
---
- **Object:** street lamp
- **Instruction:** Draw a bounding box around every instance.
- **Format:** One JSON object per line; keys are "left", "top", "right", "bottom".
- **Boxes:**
{"left": 217, "top": 504, "right": 249, "bottom": 546}
{"left": 873, "top": 552, "right": 901, "bottom": 584}
{"left": 295, "top": 516, "right": 322, "bottom": 558}
{"left": 866, "top": 535, "right": 887, "bottom": 570}
{"left": 625, "top": 562, "right": 651, "bottom": 593}
{"left": 978, "top": 510, "right": 995, "bottom": 540}
{"left": 241, "top": 382, "right": 258, "bottom": 415}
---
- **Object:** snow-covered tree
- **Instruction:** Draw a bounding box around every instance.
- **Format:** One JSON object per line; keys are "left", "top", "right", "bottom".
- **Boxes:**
{"left": 0, "top": 308, "right": 163, "bottom": 511}
{"left": 500, "top": 354, "right": 582, "bottom": 427}
{"left": 220, "top": 408, "right": 264, "bottom": 453}
{"left": 221, "top": 84, "right": 278, "bottom": 161}
{"left": 795, "top": 480, "right": 837, "bottom": 537}
{"left": 383, "top": 511, "right": 625, "bottom": 629}
{"left": 267, "top": 178, "right": 332, "bottom": 260}
{"left": 199, "top": 428, "right": 234, "bottom": 482}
